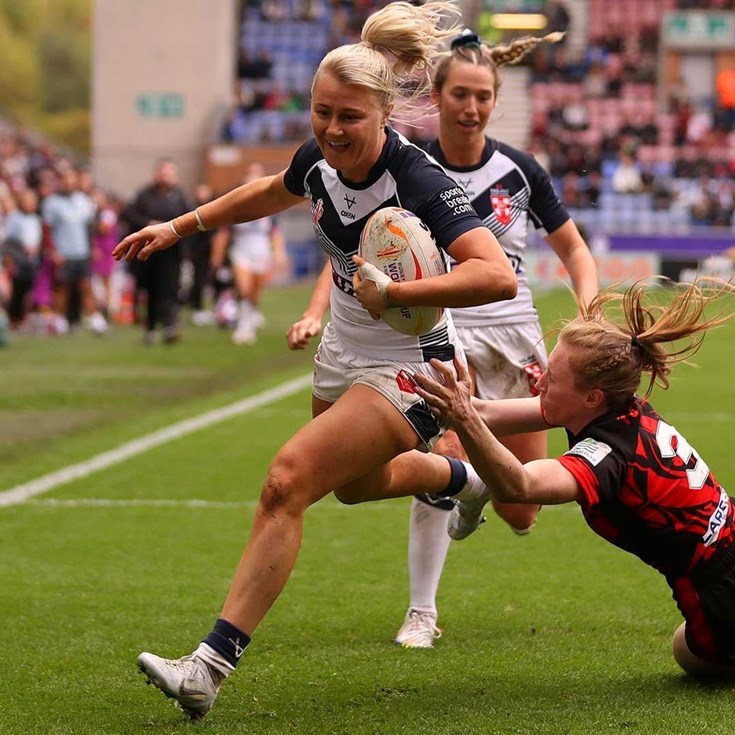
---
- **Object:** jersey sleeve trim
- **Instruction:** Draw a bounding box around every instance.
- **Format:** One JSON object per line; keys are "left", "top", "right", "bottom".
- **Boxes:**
{"left": 283, "top": 140, "right": 322, "bottom": 197}
{"left": 558, "top": 455, "right": 600, "bottom": 507}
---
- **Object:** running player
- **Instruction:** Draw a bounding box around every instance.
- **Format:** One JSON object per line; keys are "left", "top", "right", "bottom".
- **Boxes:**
{"left": 113, "top": 1, "right": 516, "bottom": 721}
{"left": 223, "top": 162, "right": 287, "bottom": 345}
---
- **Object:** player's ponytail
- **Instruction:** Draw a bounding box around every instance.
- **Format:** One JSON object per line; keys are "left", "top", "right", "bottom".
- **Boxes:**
{"left": 433, "top": 29, "right": 563, "bottom": 96}
{"left": 315, "top": 1, "right": 461, "bottom": 119}
{"left": 558, "top": 279, "right": 735, "bottom": 408}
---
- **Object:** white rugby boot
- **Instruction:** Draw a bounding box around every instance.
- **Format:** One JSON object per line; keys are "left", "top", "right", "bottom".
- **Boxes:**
{"left": 137, "top": 651, "right": 223, "bottom": 721}
{"left": 393, "top": 609, "right": 442, "bottom": 649}
{"left": 447, "top": 464, "right": 492, "bottom": 541}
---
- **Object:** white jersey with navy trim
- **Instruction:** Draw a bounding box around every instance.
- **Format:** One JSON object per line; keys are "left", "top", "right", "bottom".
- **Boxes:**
{"left": 284, "top": 127, "right": 484, "bottom": 361}
{"left": 426, "top": 138, "right": 570, "bottom": 327}
{"left": 231, "top": 216, "right": 276, "bottom": 250}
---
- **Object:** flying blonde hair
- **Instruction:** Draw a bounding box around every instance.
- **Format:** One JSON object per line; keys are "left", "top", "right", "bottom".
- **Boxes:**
{"left": 558, "top": 278, "right": 735, "bottom": 407}
{"left": 314, "top": 1, "right": 462, "bottom": 121}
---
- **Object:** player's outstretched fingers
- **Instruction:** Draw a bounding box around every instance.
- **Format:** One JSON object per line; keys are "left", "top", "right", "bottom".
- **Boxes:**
{"left": 453, "top": 356, "right": 471, "bottom": 385}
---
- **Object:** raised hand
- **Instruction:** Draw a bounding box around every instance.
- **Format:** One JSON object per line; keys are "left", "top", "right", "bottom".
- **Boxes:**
{"left": 414, "top": 357, "right": 474, "bottom": 428}
{"left": 113, "top": 221, "right": 180, "bottom": 262}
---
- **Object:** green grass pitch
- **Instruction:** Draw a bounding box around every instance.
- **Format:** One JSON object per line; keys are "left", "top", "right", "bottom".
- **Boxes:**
{"left": 1, "top": 283, "right": 734, "bottom": 734}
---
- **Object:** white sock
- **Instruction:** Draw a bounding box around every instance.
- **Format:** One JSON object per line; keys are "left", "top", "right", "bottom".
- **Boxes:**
{"left": 195, "top": 642, "right": 235, "bottom": 677}
{"left": 454, "top": 461, "right": 490, "bottom": 502}
{"left": 407, "top": 497, "right": 452, "bottom": 617}
{"left": 237, "top": 299, "right": 254, "bottom": 330}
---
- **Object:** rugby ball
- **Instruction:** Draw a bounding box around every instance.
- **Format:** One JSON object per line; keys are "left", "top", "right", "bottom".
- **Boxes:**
{"left": 358, "top": 207, "right": 446, "bottom": 336}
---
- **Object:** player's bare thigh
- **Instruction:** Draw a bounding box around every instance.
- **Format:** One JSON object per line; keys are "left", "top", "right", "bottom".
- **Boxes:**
{"left": 272, "top": 383, "right": 422, "bottom": 508}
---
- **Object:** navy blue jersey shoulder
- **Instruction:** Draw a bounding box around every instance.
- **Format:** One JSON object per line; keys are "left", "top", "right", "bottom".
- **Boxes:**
{"left": 283, "top": 129, "right": 483, "bottom": 260}
{"left": 426, "top": 137, "right": 569, "bottom": 235}
{"left": 425, "top": 137, "right": 495, "bottom": 171}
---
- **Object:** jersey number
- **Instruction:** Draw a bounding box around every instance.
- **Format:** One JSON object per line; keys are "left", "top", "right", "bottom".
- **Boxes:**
{"left": 655, "top": 420, "right": 710, "bottom": 490}
{"left": 504, "top": 251, "right": 522, "bottom": 274}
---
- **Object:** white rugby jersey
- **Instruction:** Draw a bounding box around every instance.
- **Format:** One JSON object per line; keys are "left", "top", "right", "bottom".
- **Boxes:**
{"left": 284, "top": 128, "right": 484, "bottom": 362}
{"left": 231, "top": 216, "right": 277, "bottom": 250}
{"left": 426, "top": 138, "right": 569, "bottom": 327}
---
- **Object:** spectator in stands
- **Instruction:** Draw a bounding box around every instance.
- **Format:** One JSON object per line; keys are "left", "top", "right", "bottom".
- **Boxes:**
{"left": 611, "top": 148, "right": 643, "bottom": 194}
{"left": 619, "top": 111, "right": 659, "bottom": 147}
{"left": 238, "top": 50, "right": 274, "bottom": 80}
{"left": 579, "top": 170, "right": 602, "bottom": 209}
{"left": 715, "top": 67, "right": 735, "bottom": 130}
{"left": 600, "top": 27, "right": 624, "bottom": 54}
{"left": 296, "top": 0, "right": 325, "bottom": 22}
{"left": 544, "top": 0, "right": 570, "bottom": 39}
{"left": 604, "top": 53, "right": 624, "bottom": 97}
{"left": 583, "top": 60, "right": 607, "bottom": 98}
{"left": 560, "top": 88, "right": 589, "bottom": 131}
{"left": 261, "top": 0, "right": 287, "bottom": 22}
{"left": 686, "top": 106, "right": 713, "bottom": 145}
{"left": 122, "top": 158, "right": 190, "bottom": 344}
{"left": 43, "top": 168, "right": 108, "bottom": 335}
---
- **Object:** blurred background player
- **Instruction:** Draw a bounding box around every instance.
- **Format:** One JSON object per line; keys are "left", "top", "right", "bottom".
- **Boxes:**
{"left": 213, "top": 162, "right": 287, "bottom": 345}
{"left": 416, "top": 278, "right": 735, "bottom": 677}
{"left": 184, "top": 182, "right": 219, "bottom": 326}
{"left": 90, "top": 186, "right": 121, "bottom": 320}
{"left": 2, "top": 187, "right": 42, "bottom": 329}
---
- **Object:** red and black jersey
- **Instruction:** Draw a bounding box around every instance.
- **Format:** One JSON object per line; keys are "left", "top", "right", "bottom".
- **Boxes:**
{"left": 558, "top": 398, "right": 734, "bottom": 580}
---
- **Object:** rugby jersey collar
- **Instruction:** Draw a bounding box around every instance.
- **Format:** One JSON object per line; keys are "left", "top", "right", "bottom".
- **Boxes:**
{"left": 428, "top": 136, "right": 498, "bottom": 172}
{"left": 336, "top": 127, "right": 397, "bottom": 191}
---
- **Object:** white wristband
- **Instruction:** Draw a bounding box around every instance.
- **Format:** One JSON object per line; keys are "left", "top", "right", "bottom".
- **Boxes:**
{"left": 169, "top": 219, "right": 182, "bottom": 239}
{"left": 194, "top": 208, "right": 207, "bottom": 232}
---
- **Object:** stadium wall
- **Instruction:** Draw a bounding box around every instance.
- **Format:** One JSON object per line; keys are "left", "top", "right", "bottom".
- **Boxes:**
{"left": 92, "top": 0, "right": 238, "bottom": 197}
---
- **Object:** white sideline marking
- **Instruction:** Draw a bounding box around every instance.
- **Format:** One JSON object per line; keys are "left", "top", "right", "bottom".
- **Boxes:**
{"left": 32, "top": 498, "right": 258, "bottom": 509}
{"left": 26, "top": 497, "right": 575, "bottom": 513}
{"left": 0, "top": 374, "right": 313, "bottom": 509}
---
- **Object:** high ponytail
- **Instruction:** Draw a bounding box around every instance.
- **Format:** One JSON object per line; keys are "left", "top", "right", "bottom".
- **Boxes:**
{"left": 315, "top": 1, "right": 461, "bottom": 119}
{"left": 558, "top": 278, "right": 735, "bottom": 407}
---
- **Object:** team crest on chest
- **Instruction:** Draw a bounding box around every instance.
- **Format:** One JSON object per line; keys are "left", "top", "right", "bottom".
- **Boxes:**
{"left": 489, "top": 187, "right": 512, "bottom": 226}
{"left": 311, "top": 198, "right": 324, "bottom": 225}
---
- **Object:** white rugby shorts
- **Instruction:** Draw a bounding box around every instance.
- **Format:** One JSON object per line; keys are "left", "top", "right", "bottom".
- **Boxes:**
{"left": 312, "top": 322, "right": 465, "bottom": 450}
{"left": 229, "top": 239, "right": 273, "bottom": 274}
{"left": 458, "top": 320, "right": 548, "bottom": 400}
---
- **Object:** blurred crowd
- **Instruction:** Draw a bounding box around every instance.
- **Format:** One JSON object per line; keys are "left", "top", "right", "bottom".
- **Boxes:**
{"left": 221, "top": 0, "right": 389, "bottom": 144}
{"left": 222, "top": 0, "right": 735, "bottom": 231}
{"left": 0, "top": 126, "right": 286, "bottom": 347}
{"left": 0, "top": 127, "right": 120, "bottom": 343}
{"left": 529, "top": 0, "right": 735, "bottom": 230}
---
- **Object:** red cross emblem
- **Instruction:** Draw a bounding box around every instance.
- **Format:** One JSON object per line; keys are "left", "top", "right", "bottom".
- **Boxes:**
{"left": 490, "top": 190, "right": 512, "bottom": 226}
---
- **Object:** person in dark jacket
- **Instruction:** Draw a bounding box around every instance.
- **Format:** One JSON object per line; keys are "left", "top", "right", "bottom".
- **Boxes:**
{"left": 123, "top": 159, "right": 190, "bottom": 343}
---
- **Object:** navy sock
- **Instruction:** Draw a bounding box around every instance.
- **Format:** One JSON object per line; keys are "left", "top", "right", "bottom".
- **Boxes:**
{"left": 430, "top": 457, "right": 467, "bottom": 499}
{"left": 202, "top": 618, "right": 251, "bottom": 669}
